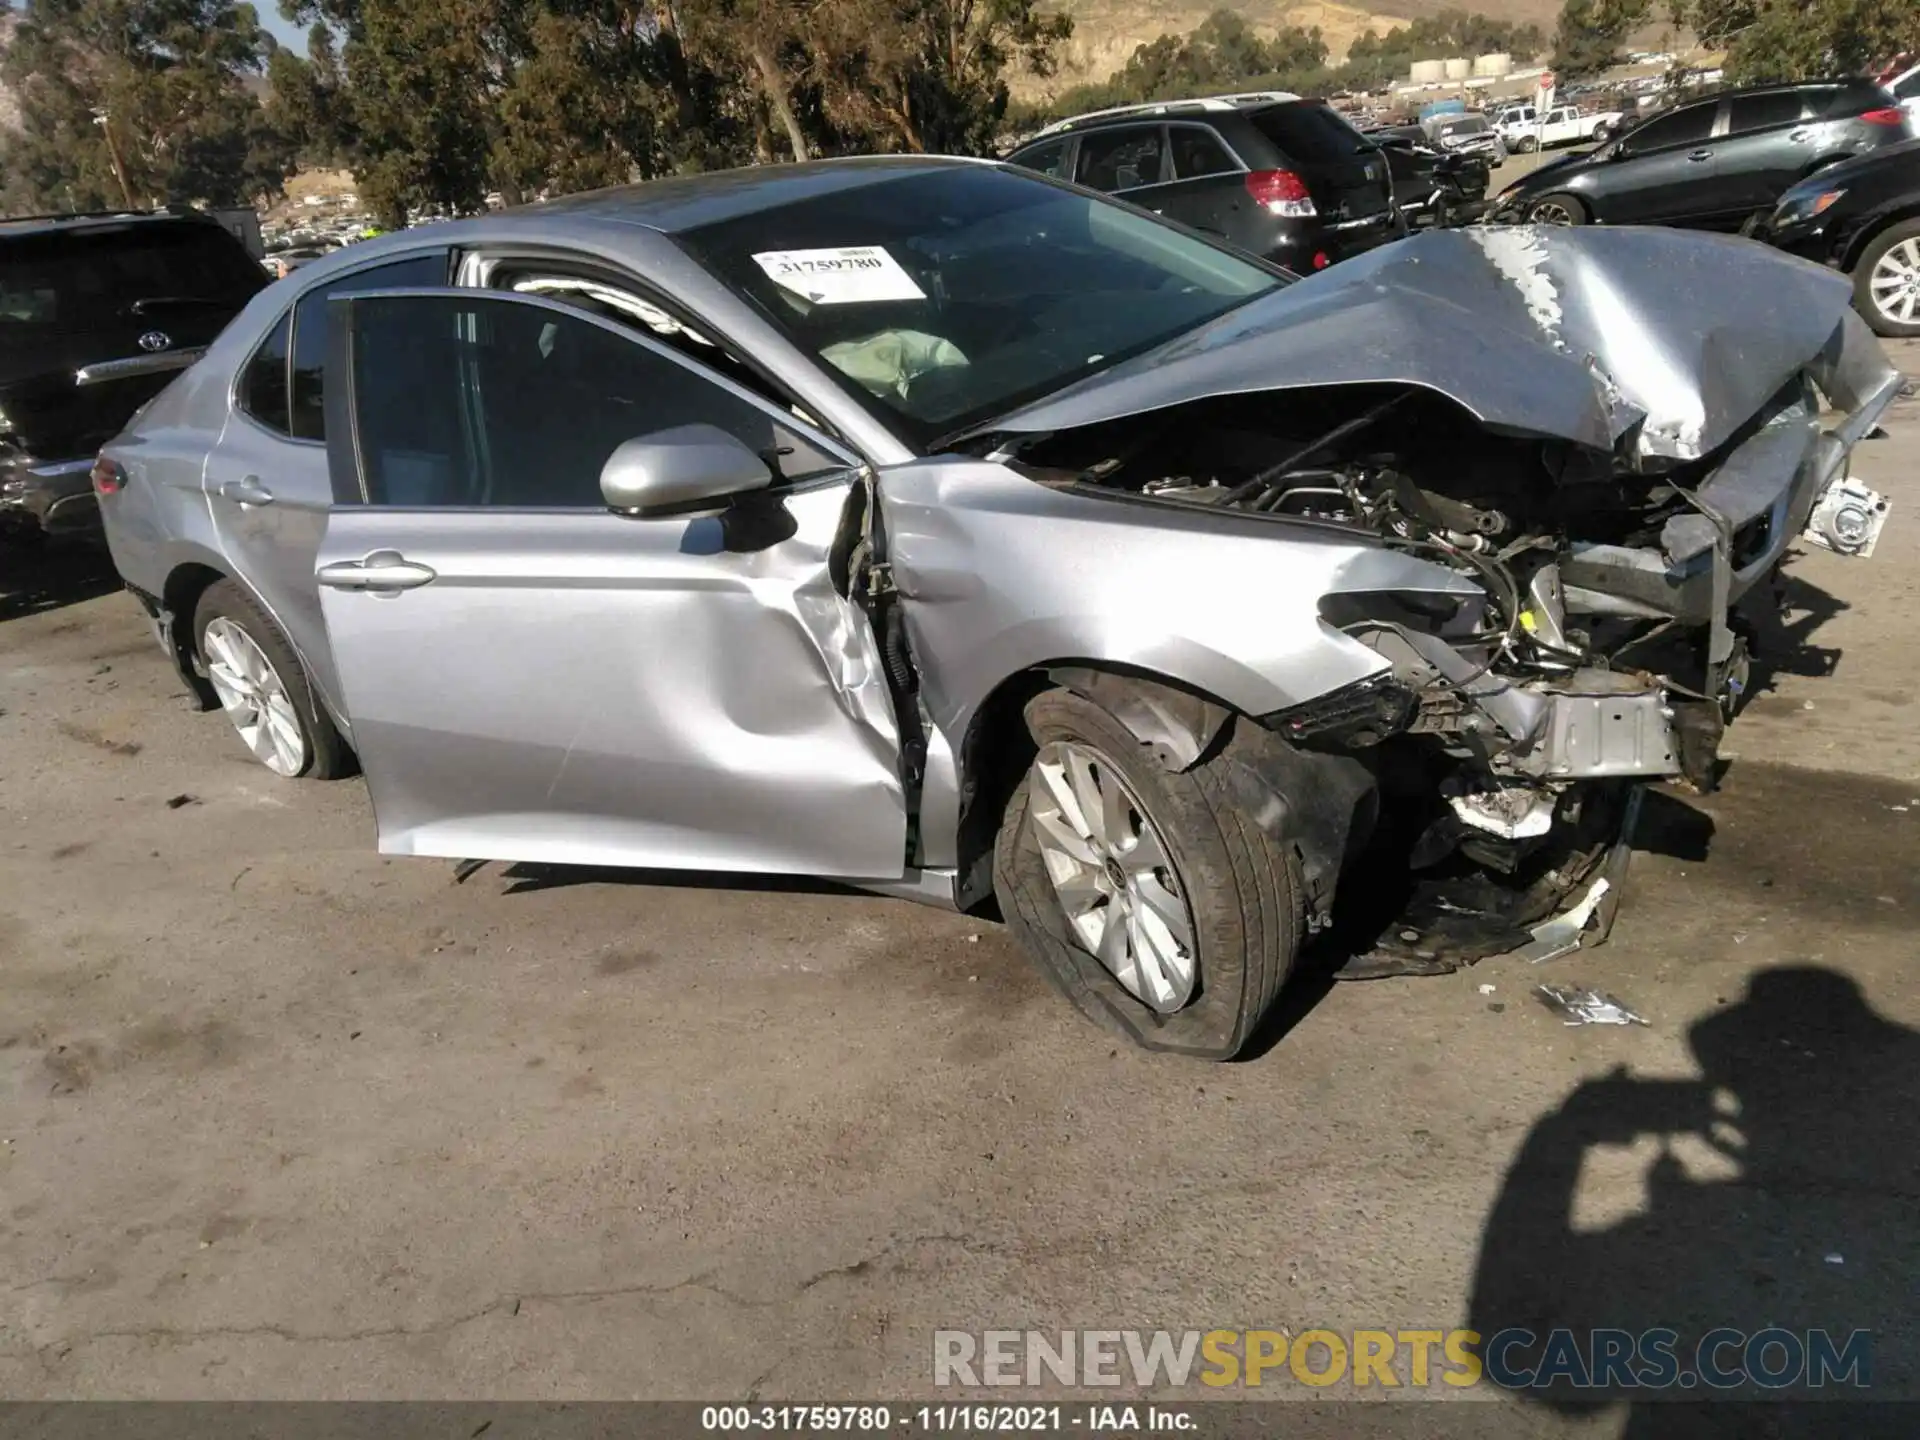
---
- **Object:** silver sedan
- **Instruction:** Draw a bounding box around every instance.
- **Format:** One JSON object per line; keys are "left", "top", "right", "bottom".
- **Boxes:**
{"left": 95, "top": 158, "right": 1897, "bottom": 1057}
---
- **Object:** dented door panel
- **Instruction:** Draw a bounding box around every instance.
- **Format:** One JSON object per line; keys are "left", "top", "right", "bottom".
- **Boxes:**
{"left": 316, "top": 481, "right": 907, "bottom": 876}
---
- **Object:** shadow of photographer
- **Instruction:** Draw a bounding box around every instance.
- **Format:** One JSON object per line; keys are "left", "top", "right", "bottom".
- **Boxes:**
{"left": 1466, "top": 965, "right": 1920, "bottom": 1436}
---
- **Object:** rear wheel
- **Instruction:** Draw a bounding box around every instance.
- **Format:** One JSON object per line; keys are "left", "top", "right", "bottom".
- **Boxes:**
{"left": 1515, "top": 134, "right": 1539, "bottom": 153}
{"left": 1530, "top": 192, "right": 1588, "bottom": 226}
{"left": 993, "top": 689, "right": 1303, "bottom": 1060}
{"left": 194, "top": 579, "right": 353, "bottom": 779}
{"left": 1854, "top": 219, "right": 1920, "bottom": 338}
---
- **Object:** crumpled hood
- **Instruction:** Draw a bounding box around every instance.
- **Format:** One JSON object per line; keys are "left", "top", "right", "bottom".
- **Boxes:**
{"left": 975, "top": 226, "right": 1867, "bottom": 465}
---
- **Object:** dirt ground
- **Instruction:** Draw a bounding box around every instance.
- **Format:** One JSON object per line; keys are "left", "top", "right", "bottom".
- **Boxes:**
{"left": 2, "top": 343, "right": 1917, "bottom": 1424}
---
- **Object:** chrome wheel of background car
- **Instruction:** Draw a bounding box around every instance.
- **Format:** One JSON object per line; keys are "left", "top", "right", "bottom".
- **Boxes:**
{"left": 1027, "top": 740, "right": 1197, "bottom": 1013}
{"left": 1868, "top": 238, "right": 1920, "bottom": 327}
{"left": 1531, "top": 199, "right": 1579, "bottom": 225}
{"left": 202, "top": 617, "right": 308, "bottom": 777}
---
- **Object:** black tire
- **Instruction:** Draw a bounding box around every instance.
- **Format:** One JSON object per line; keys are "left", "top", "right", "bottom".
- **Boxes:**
{"left": 1530, "top": 192, "right": 1589, "bottom": 226}
{"left": 1515, "top": 135, "right": 1538, "bottom": 153}
{"left": 1590, "top": 122, "right": 1614, "bottom": 142}
{"left": 193, "top": 578, "right": 355, "bottom": 779}
{"left": 992, "top": 689, "right": 1303, "bottom": 1060}
{"left": 1852, "top": 218, "right": 1920, "bottom": 339}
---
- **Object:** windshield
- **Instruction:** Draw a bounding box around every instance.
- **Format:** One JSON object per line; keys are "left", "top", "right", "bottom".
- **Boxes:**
{"left": 0, "top": 223, "right": 264, "bottom": 334}
{"left": 677, "top": 166, "right": 1282, "bottom": 451}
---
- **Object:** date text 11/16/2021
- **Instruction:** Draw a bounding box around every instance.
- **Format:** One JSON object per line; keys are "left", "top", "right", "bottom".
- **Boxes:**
{"left": 701, "top": 1405, "right": 1198, "bottom": 1433}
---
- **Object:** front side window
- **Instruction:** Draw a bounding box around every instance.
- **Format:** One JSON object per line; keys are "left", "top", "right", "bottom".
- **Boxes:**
{"left": 344, "top": 294, "right": 842, "bottom": 508}
{"left": 679, "top": 165, "right": 1281, "bottom": 450}
{"left": 1627, "top": 103, "right": 1714, "bottom": 150}
{"left": 1076, "top": 126, "right": 1166, "bottom": 192}
{"left": 289, "top": 251, "right": 450, "bottom": 442}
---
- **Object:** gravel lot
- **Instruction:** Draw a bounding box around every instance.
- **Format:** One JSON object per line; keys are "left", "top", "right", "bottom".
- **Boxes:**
{"left": 3, "top": 342, "right": 1917, "bottom": 1418}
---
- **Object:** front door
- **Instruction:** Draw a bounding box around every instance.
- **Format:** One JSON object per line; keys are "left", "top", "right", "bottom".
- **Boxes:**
{"left": 1599, "top": 102, "right": 1721, "bottom": 224}
{"left": 313, "top": 289, "right": 907, "bottom": 877}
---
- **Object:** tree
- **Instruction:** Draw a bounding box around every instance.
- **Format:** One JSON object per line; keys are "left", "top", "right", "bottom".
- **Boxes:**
{"left": 0, "top": 0, "right": 290, "bottom": 213}
{"left": 1551, "top": 0, "right": 1652, "bottom": 80}
{"left": 1669, "top": 0, "right": 1920, "bottom": 82}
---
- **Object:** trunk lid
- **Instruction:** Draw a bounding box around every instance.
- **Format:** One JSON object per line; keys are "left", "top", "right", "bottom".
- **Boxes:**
{"left": 1247, "top": 101, "right": 1394, "bottom": 223}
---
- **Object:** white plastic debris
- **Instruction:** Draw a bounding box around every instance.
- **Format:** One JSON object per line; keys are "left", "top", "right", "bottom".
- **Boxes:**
{"left": 1478, "top": 983, "right": 1498, "bottom": 995}
{"left": 1825, "top": 1253, "right": 1845, "bottom": 1266}
{"left": 1535, "top": 982, "right": 1648, "bottom": 1027}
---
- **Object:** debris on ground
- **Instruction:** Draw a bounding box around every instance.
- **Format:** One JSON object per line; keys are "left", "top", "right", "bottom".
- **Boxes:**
{"left": 164, "top": 794, "right": 198, "bottom": 809}
{"left": 1535, "top": 983, "right": 1648, "bottom": 1027}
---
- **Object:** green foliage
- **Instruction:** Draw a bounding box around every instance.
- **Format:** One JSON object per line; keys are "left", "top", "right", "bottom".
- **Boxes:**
{"left": 1039, "top": 6, "right": 1547, "bottom": 121}
{"left": 1670, "top": 0, "right": 1920, "bottom": 83}
{"left": 1550, "top": 0, "right": 1652, "bottom": 80}
{"left": 1, "top": 0, "right": 290, "bottom": 212}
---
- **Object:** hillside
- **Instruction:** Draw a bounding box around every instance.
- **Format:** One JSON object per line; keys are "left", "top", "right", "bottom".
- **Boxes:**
{"left": 1018, "top": 0, "right": 1567, "bottom": 100}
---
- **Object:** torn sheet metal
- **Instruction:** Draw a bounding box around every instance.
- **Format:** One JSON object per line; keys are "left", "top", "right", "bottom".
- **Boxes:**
{"left": 1536, "top": 983, "right": 1648, "bottom": 1027}
{"left": 964, "top": 225, "right": 1860, "bottom": 466}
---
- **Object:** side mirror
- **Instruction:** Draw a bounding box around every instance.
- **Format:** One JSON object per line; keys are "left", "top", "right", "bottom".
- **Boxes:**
{"left": 599, "top": 423, "right": 773, "bottom": 516}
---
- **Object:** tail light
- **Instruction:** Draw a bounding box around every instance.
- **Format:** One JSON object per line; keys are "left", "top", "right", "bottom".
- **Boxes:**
{"left": 1861, "top": 107, "right": 1905, "bottom": 126}
{"left": 1312, "top": 251, "right": 1331, "bottom": 270}
{"left": 1245, "top": 169, "right": 1317, "bottom": 217}
{"left": 90, "top": 456, "right": 124, "bottom": 496}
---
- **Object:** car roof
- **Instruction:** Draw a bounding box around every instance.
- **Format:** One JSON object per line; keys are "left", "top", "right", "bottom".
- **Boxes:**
{"left": 511, "top": 155, "right": 992, "bottom": 234}
{"left": 0, "top": 210, "right": 231, "bottom": 240}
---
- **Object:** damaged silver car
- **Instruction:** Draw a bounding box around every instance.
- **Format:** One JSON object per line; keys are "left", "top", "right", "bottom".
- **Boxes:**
{"left": 95, "top": 158, "right": 1898, "bottom": 1058}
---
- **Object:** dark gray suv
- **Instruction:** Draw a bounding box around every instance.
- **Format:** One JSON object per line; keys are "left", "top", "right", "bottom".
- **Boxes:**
{"left": 1005, "top": 93, "right": 1402, "bottom": 273}
{"left": 1493, "top": 80, "right": 1915, "bottom": 229}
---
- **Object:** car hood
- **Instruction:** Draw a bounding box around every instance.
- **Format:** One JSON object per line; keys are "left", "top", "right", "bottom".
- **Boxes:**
{"left": 967, "top": 225, "right": 1869, "bottom": 465}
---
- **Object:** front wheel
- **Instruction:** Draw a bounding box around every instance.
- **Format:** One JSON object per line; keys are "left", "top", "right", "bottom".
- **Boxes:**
{"left": 1515, "top": 134, "right": 1538, "bottom": 153}
{"left": 194, "top": 578, "right": 354, "bottom": 779}
{"left": 993, "top": 689, "right": 1303, "bottom": 1059}
{"left": 1854, "top": 219, "right": 1920, "bottom": 337}
{"left": 1530, "top": 192, "right": 1588, "bottom": 226}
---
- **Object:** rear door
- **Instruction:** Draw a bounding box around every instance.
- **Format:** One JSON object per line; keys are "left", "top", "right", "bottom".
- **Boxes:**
{"left": 204, "top": 249, "right": 452, "bottom": 716}
{"left": 312, "top": 288, "right": 906, "bottom": 876}
{"left": 1600, "top": 100, "right": 1721, "bottom": 223}
{"left": 1246, "top": 101, "right": 1392, "bottom": 226}
{"left": 1136, "top": 124, "right": 1248, "bottom": 241}
{"left": 1713, "top": 91, "right": 1817, "bottom": 220}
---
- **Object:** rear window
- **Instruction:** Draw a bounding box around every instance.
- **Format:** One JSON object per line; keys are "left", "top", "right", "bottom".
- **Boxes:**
{"left": 1249, "top": 102, "right": 1371, "bottom": 163}
{"left": 0, "top": 222, "right": 264, "bottom": 332}
{"left": 1433, "top": 116, "right": 1490, "bottom": 138}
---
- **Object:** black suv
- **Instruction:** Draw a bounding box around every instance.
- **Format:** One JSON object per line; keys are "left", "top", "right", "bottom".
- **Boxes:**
{"left": 1005, "top": 94, "right": 1401, "bottom": 273}
{"left": 0, "top": 211, "right": 266, "bottom": 542}
{"left": 1491, "top": 79, "right": 1913, "bottom": 229}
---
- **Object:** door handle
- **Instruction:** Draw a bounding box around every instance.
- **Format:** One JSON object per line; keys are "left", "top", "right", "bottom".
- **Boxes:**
{"left": 219, "top": 475, "right": 275, "bottom": 506}
{"left": 316, "top": 550, "right": 438, "bottom": 592}
{"left": 1686, "top": 149, "right": 1713, "bottom": 162}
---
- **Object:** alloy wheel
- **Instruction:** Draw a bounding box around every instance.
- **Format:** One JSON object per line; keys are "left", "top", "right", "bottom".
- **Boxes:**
{"left": 202, "top": 617, "right": 308, "bottom": 777}
{"left": 1868, "top": 237, "right": 1920, "bottom": 328}
{"left": 1531, "top": 199, "right": 1579, "bottom": 226}
{"left": 1027, "top": 741, "right": 1198, "bottom": 1013}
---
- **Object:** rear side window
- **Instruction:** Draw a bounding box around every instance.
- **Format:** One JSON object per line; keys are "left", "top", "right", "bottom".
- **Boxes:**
{"left": 1251, "top": 102, "right": 1371, "bottom": 162}
{"left": 1075, "top": 127, "right": 1165, "bottom": 192}
{"left": 1626, "top": 103, "right": 1714, "bottom": 150}
{"left": 239, "top": 310, "right": 293, "bottom": 433}
{"left": 1012, "top": 137, "right": 1072, "bottom": 180}
{"left": 1729, "top": 93, "right": 1804, "bottom": 132}
{"left": 289, "top": 251, "right": 450, "bottom": 442}
{"left": 1169, "top": 126, "right": 1239, "bottom": 179}
{"left": 1818, "top": 81, "right": 1892, "bottom": 117}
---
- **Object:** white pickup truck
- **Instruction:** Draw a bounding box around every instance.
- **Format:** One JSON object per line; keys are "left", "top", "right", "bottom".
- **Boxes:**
{"left": 1493, "top": 103, "right": 1623, "bottom": 152}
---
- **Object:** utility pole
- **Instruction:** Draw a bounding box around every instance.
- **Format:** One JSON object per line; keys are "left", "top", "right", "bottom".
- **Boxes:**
{"left": 91, "top": 108, "right": 138, "bottom": 211}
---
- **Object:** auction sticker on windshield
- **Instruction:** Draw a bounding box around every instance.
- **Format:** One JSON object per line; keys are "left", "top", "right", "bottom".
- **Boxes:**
{"left": 752, "top": 247, "right": 926, "bottom": 304}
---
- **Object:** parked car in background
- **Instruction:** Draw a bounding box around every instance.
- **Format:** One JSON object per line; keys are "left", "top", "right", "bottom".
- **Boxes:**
{"left": 1005, "top": 93, "right": 1401, "bottom": 273}
{"left": 92, "top": 158, "right": 1898, "bottom": 1057}
{"left": 1759, "top": 137, "right": 1920, "bottom": 335}
{"left": 1363, "top": 123, "right": 1492, "bottom": 226}
{"left": 1494, "top": 103, "right": 1623, "bottom": 152}
{"left": 1420, "top": 111, "right": 1507, "bottom": 164}
{"left": 1490, "top": 80, "right": 1914, "bottom": 228}
{"left": 0, "top": 211, "right": 266, "bottom": 544}
{"left": 1888, "top": 62, "right": 1920, "bottom": 125}
{"left": 264, "top": 245, "right": 335, "bottom": 280}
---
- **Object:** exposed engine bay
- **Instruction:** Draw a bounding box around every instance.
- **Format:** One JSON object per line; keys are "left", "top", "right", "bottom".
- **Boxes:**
{"left": 987, "top": 356, "right": 1896, "bottom": 976}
